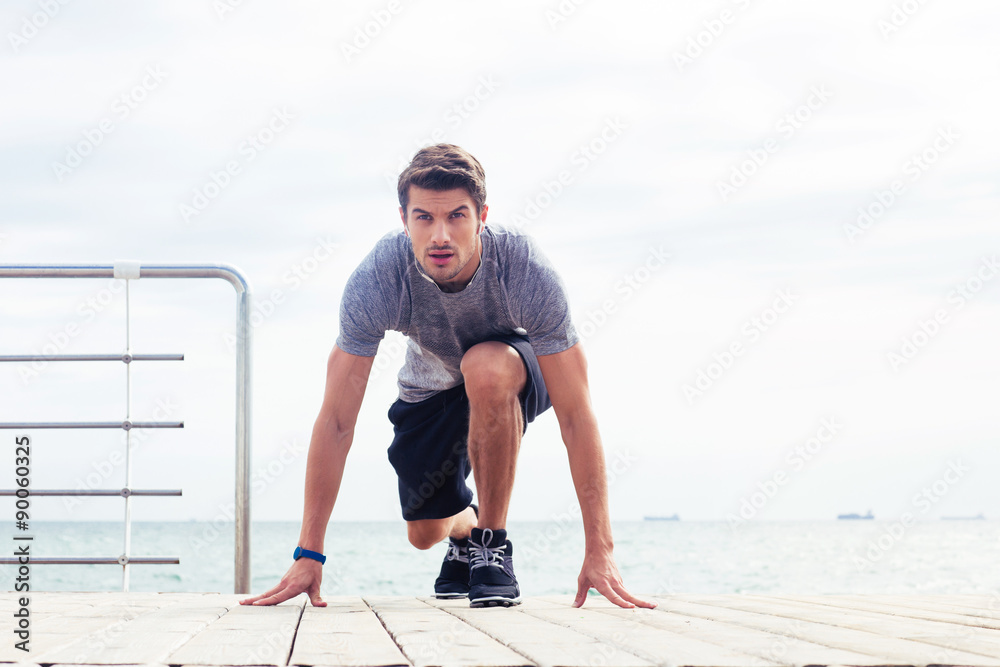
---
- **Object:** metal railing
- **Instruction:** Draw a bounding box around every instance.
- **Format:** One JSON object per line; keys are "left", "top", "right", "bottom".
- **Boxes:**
{"left": 0, "top": 262, "right": 252, "bottom": 593}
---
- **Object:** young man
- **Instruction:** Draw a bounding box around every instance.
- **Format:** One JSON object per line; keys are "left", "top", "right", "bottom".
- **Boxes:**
{"left": 241, "top": 144, "right": 652, "bottom": 609}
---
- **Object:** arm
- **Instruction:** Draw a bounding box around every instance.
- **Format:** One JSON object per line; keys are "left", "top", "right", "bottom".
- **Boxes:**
{"left": 240, "top": 344, "right": 374, "bottom": 606}
{"left": 537, "top": 342, "right": 656, "bottom": 609}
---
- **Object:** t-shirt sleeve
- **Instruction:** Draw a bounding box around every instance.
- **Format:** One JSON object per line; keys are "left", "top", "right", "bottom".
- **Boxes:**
{"left": 335, "top": 245, "right": 395, "bottom": 357}
{"left": 506, "top": 235, "right": 580, "bottom": 355}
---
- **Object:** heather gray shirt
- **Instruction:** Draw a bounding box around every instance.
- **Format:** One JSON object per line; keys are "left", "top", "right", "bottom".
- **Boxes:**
{"left": 336, "top": 224, "right": 580, "bottom": 402}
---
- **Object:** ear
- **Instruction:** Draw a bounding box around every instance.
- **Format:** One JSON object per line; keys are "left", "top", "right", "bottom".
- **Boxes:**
{"left": 479, "top": 204, "right": 488, "bottom": 232}
{"left": 399, "top": 206, "right": 408, "bottom": 236}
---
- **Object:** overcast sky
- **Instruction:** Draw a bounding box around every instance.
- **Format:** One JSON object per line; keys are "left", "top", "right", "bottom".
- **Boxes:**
{"left": 1, "top": 0, "right": 998, "bottom": 528}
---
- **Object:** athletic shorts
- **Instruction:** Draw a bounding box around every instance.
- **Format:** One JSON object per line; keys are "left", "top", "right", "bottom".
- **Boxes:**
{"left": 386, "top": 333, "right": 552, "bottom": 521}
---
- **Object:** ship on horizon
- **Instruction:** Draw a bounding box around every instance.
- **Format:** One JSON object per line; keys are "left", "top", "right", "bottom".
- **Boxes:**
{"left": 644, "top": 514, "right": 680, "bottom": 521}
{"left": 837, "top": 510, "right": 874, "bottom": 520}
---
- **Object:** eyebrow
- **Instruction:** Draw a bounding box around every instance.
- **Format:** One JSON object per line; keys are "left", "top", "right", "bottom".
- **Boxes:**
{"left": 411, "top": 205, "right": 470, "bottom": 216}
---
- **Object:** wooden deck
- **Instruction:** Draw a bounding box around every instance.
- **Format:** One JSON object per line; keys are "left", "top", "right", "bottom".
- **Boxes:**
{"left": 2, "top": 593, "right": 1000, "bottom": 666}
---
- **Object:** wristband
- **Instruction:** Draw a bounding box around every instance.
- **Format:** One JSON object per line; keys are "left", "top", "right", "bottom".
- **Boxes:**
{"left": 293, "top": 546, "right": 326, "bottom": 564}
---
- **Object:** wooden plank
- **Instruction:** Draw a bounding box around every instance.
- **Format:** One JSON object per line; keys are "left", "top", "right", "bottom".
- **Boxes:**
{"left": 366, "top": 596, "right": 533, "bottom": 667}
{"left": 650, "top": 596, "right": 991, "bottom": 666}
{"left": 522, "top": 603, "right": 783, "bottom": 666}
{"left": 167, "top": 597, "right": 304, "bottom": 666}
{"left": 569, "top": 596, "right": 897, "bottom": 666}
{"left": 0, "top": 594, "right": 166, "bottom": 661}
{"left": 657, "top": 595, "right": 1000, "bottom": 666}
{"left": 860, "top": 594, "right": 1000, "bottom": 621}
{"left": 427, "top": 597, "right": 655, "bottom": 667}
{"left": 729, "top": 595, "right": 1000, "bottom": 658}
{"left": 291, "top": 596, "right": 410, "bottom": 667}
{"left": 30, "top": 594, "right": 240, "bottom": 664}
{"left": 770, "top": 594, "right": 1000, "bottom": 630}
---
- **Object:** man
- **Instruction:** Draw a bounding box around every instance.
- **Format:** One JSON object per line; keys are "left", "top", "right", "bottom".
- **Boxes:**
{"left": 241, "top": 144, "right": 652, "bottom": 609}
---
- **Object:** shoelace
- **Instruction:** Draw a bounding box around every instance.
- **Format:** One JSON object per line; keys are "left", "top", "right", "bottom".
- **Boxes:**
{"left": 445, "top": 539, "right": 469, "bottom": 563}
{"left": 469, "top": 528, "right": 506, "bottom": 571}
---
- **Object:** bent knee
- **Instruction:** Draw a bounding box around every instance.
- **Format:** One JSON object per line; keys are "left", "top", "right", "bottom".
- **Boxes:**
{"left": 408, "top": 534, "right": 440, "bottom": 550}
{"left": 461, "top": 342, "right": 525, "bottom": 397}
{"left": 407, "top": 521, "right": 448, "bottom": 550}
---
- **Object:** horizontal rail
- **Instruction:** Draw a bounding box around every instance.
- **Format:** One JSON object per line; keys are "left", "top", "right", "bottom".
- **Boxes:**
{"left": 0, "top": 263, "right": 249, "bottom": 292}
{"left": 0, "top": 489, "right": 182, "bottom": 497}
{"left": 0, "top": 556, "right": 179, "bottom": 565}
{"left": 0, "top": 353, "right": 184, "bottom": 362}
{"left": 0, "top": 421, "right": 184, "bottom": 429}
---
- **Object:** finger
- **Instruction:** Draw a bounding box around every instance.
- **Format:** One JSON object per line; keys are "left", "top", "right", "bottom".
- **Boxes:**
{"left": 613, "top": 582, "right": 657, "bottom": 609}
{"left": 573, "top": 578, "right": 589, "bottom": 608}
{"left": 250, "top": 586, "right": 296, "bottom": 606}
{"left": 595, "top": 579, "right": 634, "bottom": 609}
{"left": 240, "top": 586, "right": 281, "bottom": 605}
{"left": 307, "top": 586, "right": 326, "bottom": 607}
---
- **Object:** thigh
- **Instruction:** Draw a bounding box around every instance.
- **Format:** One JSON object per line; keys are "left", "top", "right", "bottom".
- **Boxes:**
{"left": 386, "top": 385, "right": 474, "bottom": 521}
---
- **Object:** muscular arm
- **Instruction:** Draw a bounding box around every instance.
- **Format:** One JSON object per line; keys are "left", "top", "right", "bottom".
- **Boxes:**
{"left": 297, "top": 345, "right": 374, "bottom": 551}
{"left": 240, "top": 344, "right": 374, "bottom": 606}
{"left": 537, "top": 342, "right": 655, "bottom": 609}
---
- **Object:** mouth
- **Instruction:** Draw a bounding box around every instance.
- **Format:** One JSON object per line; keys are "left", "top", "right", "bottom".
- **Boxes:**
{"left": 427, "top": 250, "right": 454, "bottom": 267}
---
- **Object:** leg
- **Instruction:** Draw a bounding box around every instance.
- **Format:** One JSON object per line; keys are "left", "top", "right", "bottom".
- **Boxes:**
{"left": 460, "top": 341, "right": 527, "bottom": 531}
{"left": 406, "top": 505, "right": 478, "bottom": 549}
{"left": 387, "top": 385, "right": 477, "bottom": 541}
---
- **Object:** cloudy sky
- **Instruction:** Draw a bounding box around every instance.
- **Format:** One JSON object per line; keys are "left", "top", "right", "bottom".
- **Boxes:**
{"left": 1, "top": 0, "right": 998, "bottom": 528}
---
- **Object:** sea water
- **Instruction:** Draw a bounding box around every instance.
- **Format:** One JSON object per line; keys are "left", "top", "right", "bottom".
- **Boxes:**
{"left": 4, "top": 520, "right": 999, "bottom": 597}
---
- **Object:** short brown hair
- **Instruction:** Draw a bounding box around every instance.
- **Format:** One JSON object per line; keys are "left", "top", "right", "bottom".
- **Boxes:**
{"left": 397, "top": 143, "right": 487, "bottom": 217}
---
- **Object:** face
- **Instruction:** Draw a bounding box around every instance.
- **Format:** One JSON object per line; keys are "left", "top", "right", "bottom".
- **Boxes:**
{"left": 400, "top": 185, "right": 488, "bottom": 292}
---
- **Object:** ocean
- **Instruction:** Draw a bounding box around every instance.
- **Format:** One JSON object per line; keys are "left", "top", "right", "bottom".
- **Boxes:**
{"left": 5, "top": 520, "right": 1000, "bottom": 597}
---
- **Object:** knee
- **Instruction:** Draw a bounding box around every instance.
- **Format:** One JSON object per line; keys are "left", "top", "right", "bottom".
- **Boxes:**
{"left": 407, "top": 520, "right": 447, "bottom": 550}
{"left": 408, "top": 533, "right": 440, "bottom": 550}
{"left": 461, "top": 342, "right": 525, "bottom": 401}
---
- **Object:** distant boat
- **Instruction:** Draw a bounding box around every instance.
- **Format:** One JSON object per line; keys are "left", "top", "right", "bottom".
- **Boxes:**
{"left": 838, "top": 510, "right": 874, "bottom": 520}
{"left": 644, "top": 514, "right": 680, "bottom": 521}
{"left": 941, "top": 513, "right": 986, "bottom": 520}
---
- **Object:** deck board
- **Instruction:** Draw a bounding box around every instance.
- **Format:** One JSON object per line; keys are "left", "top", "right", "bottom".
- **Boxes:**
{"left": 766, "top": 594, "right": 1000, "bottom": 630}
{"left": 657, "top": 594, "right": 1000, "bottom": 665}
{"left": 3, "top": 592, "right": 999, "bottom": 666}
{"left": 427, "top": 598, "right": 655, "bottom": 667}
{"left": 366, "top": 596, "right": 531, "bottom": 667}
{"left": 648, "top": 595, "right": 1000, "bottom": 666}
{"left": 541, "top": 596, "right": 890, "bottom": 665}
{"left": 698, "top": 594, "right": 1000, "bottom": 656}
{"left": 522, "top": 603, "right": 783, "bottom": 666}
{"left": 289, "top": 597, "right": 409, "bottom": 667}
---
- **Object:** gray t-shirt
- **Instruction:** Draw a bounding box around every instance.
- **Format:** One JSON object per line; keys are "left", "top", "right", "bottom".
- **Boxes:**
{"left": 335, "top": 224, "right": 580, "bottom": 402}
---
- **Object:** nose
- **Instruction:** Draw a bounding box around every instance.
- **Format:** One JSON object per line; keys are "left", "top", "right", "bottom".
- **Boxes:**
{"left": 429, "top": 219, "right": 450, "bottom": 247}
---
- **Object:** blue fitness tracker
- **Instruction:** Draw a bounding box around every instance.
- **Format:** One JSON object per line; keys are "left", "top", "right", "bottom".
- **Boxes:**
{"left": 293, "top": 546, "right": 326, "bottom": 564}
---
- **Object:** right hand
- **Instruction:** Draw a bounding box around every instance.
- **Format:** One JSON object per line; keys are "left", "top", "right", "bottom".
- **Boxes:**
{"left": 239, "top": 557, "right": 326, "bottom": 606}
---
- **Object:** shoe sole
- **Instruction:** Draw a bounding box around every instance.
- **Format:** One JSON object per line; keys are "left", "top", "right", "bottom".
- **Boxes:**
{"left": 433, "top": 592, "right": 469, "bottom": 599}
{"left": 469, "top": 595, "right": 522, "bottom": 608}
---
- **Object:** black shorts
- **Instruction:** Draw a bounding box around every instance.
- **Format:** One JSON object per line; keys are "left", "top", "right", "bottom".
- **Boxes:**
{"left": 386, "top": 334, "right": 552, "bottom": 521}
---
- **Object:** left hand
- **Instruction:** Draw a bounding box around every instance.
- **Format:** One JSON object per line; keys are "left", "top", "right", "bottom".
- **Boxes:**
{"left": 573, "top": 549, "right": 657, "bottom": 609}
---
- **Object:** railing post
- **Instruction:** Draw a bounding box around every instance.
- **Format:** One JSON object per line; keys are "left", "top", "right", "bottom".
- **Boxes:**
{"left": 235, "top": 287, "right": 252, "bottom": 594}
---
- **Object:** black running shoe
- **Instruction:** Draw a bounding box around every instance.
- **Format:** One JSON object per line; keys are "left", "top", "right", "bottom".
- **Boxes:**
{"left": 468, "top": 527, "right": 521, "bottom": 607}
{"left": 433, "top": 504, "right": 478, "bottom": 599}
{"left": 433, "top": 536, "right": 470, "bottom": 599}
